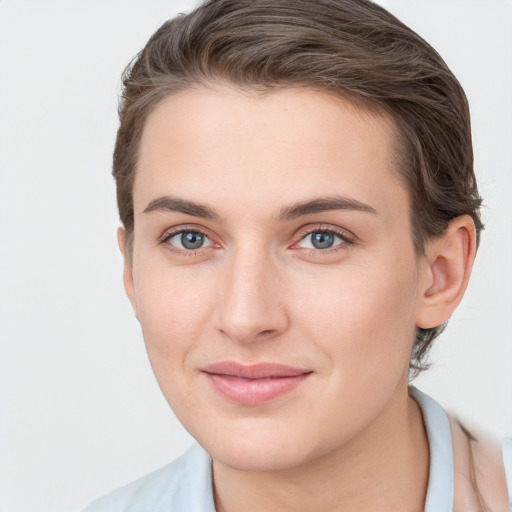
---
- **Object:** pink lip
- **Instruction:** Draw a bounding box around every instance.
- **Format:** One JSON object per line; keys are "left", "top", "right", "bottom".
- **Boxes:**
{"left": 201, "top": 362, "right": 313, "bottom": 405}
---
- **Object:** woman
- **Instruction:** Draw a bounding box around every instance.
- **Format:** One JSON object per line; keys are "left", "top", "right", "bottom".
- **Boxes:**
{"left": 84, "top": 0, "right": 512, "bottom": 510}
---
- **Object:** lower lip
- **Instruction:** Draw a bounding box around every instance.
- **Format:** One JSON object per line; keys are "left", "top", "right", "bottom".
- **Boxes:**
{"left": 204, "top": 373, "right": 311, "bottom": 405}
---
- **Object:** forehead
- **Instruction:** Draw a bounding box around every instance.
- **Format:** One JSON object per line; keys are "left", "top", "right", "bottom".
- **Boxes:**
{"left": 135, "top": 86, "right": 407, "bottom": 222}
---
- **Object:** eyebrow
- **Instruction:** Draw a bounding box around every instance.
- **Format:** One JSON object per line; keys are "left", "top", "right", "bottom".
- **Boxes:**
{"left": 142, "top": 194, "right": 377, "bottom": 221}
{"left": 142, "top": 196, "right": 221, "bottom": 220}
{"left": 276, "top": 196, "right": 377, "bottom": 220}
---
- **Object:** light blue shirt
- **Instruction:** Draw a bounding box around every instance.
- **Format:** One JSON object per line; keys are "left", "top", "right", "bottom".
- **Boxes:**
{"left": 84, "top": 388, "right": 512, "bottom": 511}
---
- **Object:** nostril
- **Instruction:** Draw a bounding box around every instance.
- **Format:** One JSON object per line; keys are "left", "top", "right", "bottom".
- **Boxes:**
{"left": 258, "top": 329, "right": 275, "bottom": 337}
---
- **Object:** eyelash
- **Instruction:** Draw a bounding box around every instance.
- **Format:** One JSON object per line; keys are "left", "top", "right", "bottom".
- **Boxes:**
{"left": 293, "top": 224, "right": 356, "bottom": 255}
{"left": 159, "top": 224, "right": 216, "bottom": 257}
{"left": 159, "top": 224, "right": 356, "bottom": 257}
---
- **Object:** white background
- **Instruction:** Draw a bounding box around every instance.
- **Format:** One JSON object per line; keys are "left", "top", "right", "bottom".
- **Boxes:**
{"left": 0, "top": 1, "right": 511, "bottom": 511}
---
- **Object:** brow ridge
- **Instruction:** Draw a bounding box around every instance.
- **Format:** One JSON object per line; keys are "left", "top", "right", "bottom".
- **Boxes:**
{"left": 142, "top": 194, "right": 377, "bottom": 222}
{"left": 276, "top": 195, "right": 377, "bottom": 220}
{"left": 142, "top": 196, "right": 221, "bottom": 220}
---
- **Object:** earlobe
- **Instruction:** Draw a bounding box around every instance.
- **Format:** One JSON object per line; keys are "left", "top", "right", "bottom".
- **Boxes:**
{"left": 117, "top": 227, "right": 138, "bottom": 316}
{"left": 416, "top": 215, "right": 477, "bottom": 329}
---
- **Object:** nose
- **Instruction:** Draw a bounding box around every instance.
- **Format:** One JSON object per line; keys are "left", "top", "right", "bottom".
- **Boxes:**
{"left": 213, "top": 248, "right": 289, "bottom": 344}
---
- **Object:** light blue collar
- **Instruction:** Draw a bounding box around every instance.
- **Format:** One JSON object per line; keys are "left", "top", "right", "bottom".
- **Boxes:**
{"left": 409, "top": 386, "right": 454, "bottom": 511}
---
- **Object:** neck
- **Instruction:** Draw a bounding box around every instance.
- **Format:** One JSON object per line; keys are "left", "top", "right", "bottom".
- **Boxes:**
{"left": 213, "top": 384, "right": 429, "bottom": 512}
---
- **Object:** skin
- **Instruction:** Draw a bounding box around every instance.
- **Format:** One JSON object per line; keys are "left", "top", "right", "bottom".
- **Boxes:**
{"left": 119, "top": 86, "right": 477, "bottom": 511}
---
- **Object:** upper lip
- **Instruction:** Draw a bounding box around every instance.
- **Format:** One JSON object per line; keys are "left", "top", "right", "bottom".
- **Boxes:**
{"left": 201, "top": 362, "right": 312, "bottom": 379}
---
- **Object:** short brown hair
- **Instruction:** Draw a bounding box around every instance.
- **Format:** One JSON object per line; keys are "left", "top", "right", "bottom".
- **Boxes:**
{"left": 113, "top": 0, "right": 483, "bottom": 374}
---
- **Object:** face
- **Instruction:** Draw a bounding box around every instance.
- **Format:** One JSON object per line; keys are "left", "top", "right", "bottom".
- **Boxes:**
{"left": 123, "top": 86, "right": 430, "bottom": 472}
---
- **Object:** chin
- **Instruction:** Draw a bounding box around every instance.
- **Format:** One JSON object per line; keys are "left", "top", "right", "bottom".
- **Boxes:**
{"left": 193, "top": 417, "right": 322, "bottom": 473}
{"left": 210, "top": 439, "right": 312, "bottom": 473}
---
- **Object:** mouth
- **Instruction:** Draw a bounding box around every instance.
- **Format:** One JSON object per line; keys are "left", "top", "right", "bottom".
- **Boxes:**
{"left": 201, "top": 362, "right": 313, "bottom": 405}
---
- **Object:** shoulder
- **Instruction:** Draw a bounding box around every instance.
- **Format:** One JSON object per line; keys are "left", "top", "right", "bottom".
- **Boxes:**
{"left": 409, "top": 387, "right": 511, "bottom": 511}
{"left": 449, "top": 416, "right": 512, "bottom": 512}
{"left": 82, "top": 444, "right": 215, "bottom": 512}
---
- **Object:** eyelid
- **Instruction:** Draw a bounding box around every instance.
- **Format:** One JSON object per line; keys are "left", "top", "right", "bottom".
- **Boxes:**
{"left": 159, "top": 224, "right": 221, "bottom": 250}
{"left": 290, "top": 223, "right": 357, "bottom": 253}
{"left": 157, "top": 222, "right": 356, "bottom": 255}
{"left": 294, "top": 223, "right": 356, "bottom": 243}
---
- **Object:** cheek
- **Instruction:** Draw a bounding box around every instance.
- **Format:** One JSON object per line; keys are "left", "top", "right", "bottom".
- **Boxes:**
{"left": 295, "top": 260, "right": 419, "bottom": 375}
{"left": 131, "top": 269, "right": 217, "bottom": 424}
{"left": 287, "top": 263, "right": 419, "bottom": 444}
{"left": 132, "top": 264, "right": 214, "bottom": 369}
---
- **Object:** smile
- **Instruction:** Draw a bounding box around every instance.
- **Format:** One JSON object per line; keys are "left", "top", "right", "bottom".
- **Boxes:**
{"left": 201, "top": 362, "right": 313, "bottom": 406}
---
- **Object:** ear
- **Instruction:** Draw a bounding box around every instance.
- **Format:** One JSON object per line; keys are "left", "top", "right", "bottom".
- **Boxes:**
{"left": 117, "top": 227, "right": 138, "bottom": 316}
{"left": 416, "top": 215, "right": 477, "bottom": 329}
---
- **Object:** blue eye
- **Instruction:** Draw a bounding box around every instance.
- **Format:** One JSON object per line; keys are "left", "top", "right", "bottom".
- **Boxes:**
{"left": 167, "top": 230, "right": 212, "bottom": 250}
{"left": 299, "top": 230, "right": 344, "bottom": 250}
